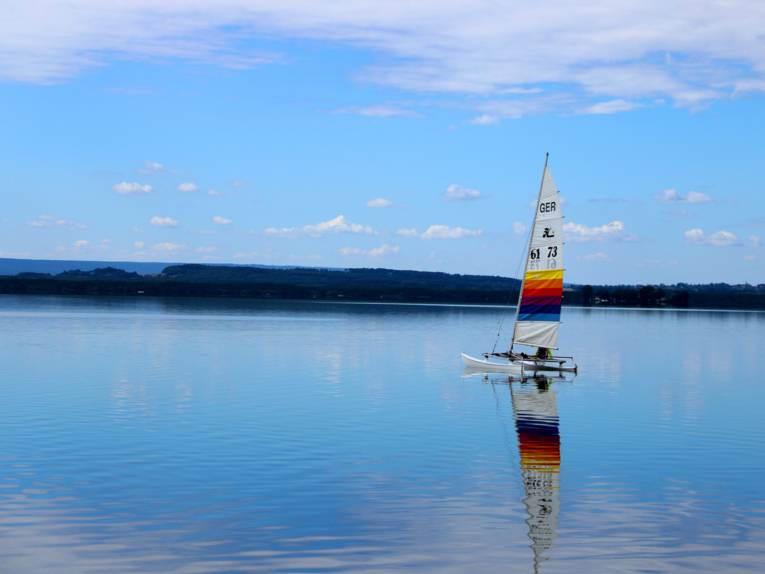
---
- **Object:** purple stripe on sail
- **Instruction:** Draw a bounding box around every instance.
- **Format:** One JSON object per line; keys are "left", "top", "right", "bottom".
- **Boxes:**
{"left": 520, "top": 295, "right": 562, "bottom": 307}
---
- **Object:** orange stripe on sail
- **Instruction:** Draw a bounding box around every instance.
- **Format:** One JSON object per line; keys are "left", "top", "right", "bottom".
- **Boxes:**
{"left": 523, "top": 279, "right": 563, "bottom": 292}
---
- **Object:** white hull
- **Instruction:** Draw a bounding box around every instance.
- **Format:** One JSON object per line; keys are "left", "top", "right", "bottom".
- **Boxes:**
{"left": 461, "top": 353, "right": 577, "bottom": 374}
{"left": 461, "top": 353, "right": 523, "bottom": 373}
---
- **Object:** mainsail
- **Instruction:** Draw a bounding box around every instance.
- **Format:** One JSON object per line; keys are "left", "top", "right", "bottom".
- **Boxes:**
{"left": 512, "top": 156, "right": 564, "bottom": 349}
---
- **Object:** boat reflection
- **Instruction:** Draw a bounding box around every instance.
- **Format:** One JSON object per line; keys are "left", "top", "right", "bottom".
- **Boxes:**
{"left": 511, "top": 376, "right": 560, "bottom": 574}
{"left": 474, "top": 372, "right": 566, "bottom": 573}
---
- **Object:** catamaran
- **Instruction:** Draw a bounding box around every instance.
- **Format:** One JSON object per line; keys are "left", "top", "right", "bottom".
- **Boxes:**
{"left": 462, "top": 154, "right": 577, "bottom": 374}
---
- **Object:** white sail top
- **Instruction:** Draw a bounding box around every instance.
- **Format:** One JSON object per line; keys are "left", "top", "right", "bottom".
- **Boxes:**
{"left": 512, "top": 159, "right": 564, "bottom": 349}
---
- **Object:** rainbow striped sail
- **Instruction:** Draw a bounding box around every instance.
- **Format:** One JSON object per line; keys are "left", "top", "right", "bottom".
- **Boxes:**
{"left": 512, "top": 158, "right": 564, "bottom": 349}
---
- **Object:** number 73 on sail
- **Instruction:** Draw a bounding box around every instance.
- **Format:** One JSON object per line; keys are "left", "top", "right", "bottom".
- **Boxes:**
{"left": 462, "top": 154, "right": 578, "bottom": 374}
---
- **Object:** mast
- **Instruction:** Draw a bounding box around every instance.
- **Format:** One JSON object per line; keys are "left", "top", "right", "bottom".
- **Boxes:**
{"left": 511, "top": 153, "right": 549, "bottom": 352}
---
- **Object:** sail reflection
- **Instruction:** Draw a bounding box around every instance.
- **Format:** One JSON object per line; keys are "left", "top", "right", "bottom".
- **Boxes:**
{"left": 511, "top": 376, "right": 561, "bottom": 574}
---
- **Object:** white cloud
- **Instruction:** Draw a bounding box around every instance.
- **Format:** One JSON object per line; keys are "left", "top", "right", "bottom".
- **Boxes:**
{"left": 133, "top": 241, "right": 145, "bottom": 249}
{"left": 684, "top": 228, "right": 737, "bottom": 246}
{"left": 339, "top": 244, "right": 399, "bottom": 257}
{"left": 749, "top": 234, "right": 761, "bottom": 248}
{"left": 443, "top": 184, "right": 481, "bottom": 201}
{"left": 367, "top": 198, "right": 393, "bottom": 208}
{"left": 658, "top": 188, "right": 712, "bottom": 203}
{"left": 150, "top": 216, "right": 178, "bottom": 227}
{"left": 563, "top": 220, "right": 628, "bottom": 242}
{"left": 337, "top": 106, "right": 417, "bottom": 117}
{"left": 196, "top": 246, "right": 216, "bottom": 253}
{"left": 339, "top": 247, "right": 364, "bottom": 255}
{"left": 178, "top": 182, "right": 198, "bottom": 193}
{"left": 208, "top": 189, "right": 221, "bottom": 196}
{"left": 3, "top": 1, "right": 765, "bottom": 115}
{"left": 153, "top": 242, "right": 184, "bottom": 252}
{"left": 512, "top": 221, "right": 527, "bottom": 235}
{"left": 471, "top": 95, "right": 569, "bottom": 121}
{"left": 114, "top": 181, "right": 152, "bottom": 195}
{"left": 734, "top": 79, "right": 765, "bottom": 95}
{"left": 579, "top": 251, "right": 611, "bottom": 262}
{"left": 28, "top": 214, "right": 85, "bottom": 229}
{"left": 580, "top": 99, "right": 640, "bottom": 115}
{"left": 421, "top": 225, "right": 482, "bottom": 239}
{"left": 212, "top": 215, "right": 232, "bottom": 225}
{"left": 265, "top": 214, "right": 374, "bottom": 238}
{"left": 396, "top": 227, "right": 419, "bottom": 237}
{"left": 707, "top": 230, "right": 737, "bottom": 246}
{"left": 369, "top": 244, "right": 399, "bottom": 256}
{"left": 469, "top": 114, "right": 499, "bottom": 125}
{"left": 684, "top": 228, "right": 705, "bottom": 242}
{"left": 139, "top": 160, "right": 164, "bottom": 174}
{"left": 73, "top": 239, "right": 88, "bottom": 249}
{"left": 686, "top": 191, "right": 712, "bottom": 204}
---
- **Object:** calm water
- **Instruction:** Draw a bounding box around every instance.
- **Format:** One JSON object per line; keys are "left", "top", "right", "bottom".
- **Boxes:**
{"left": 1, "top": 295, "right": 764, "bottom": 573}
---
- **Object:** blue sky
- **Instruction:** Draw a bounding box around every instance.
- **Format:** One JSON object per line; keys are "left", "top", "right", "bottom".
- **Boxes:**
{"left": 1, "top": 1, "right": 764, "bottom": 284}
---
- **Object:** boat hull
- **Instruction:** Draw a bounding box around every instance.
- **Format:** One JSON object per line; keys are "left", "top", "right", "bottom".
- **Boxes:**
{"left": 461, "top": 353, "right": 577, "bottom": 374}
{"left": 461, "top": 353, "right": 522, "bottom": 373}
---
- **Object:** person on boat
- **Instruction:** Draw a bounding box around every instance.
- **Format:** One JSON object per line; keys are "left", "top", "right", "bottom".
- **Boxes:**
{"left": 535, "top": 347, "right": 553, "bottom": 360}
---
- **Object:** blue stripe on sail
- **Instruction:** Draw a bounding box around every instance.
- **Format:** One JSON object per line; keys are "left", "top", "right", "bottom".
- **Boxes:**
{"left": 518, "top": 312, "right": 560, "bottom": 322}
{"left": 519, "top": 302, "right": 561, "bottom": 315}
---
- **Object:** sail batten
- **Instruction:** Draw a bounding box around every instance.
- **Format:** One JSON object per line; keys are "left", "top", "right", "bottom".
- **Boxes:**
{"left": 512, "top": 159, "right": 564, "bottom": 349}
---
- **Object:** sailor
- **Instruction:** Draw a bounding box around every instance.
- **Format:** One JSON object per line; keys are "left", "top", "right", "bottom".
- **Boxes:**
{"left": 536, "top": 347, "right": 552, "bottom": 359}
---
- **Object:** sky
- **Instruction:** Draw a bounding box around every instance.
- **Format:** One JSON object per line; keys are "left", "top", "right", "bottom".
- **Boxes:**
{"left": 1, "top": 1, "right": 764, "bottom": 285}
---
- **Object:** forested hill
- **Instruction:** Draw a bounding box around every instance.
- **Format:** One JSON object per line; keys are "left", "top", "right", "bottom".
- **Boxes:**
{"left": 0, "top": 264, "right": 522, "bottom": 305}
{"left": 0, "top": 262, "right": 764, "bottom": 310}
{"left": 162, "top": 264, "right": 521, "bottom": 292}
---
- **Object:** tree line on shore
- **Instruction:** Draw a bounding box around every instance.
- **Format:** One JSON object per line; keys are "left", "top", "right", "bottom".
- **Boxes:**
{"left": 1, "top": 264, "right": 763, "bottom": 310}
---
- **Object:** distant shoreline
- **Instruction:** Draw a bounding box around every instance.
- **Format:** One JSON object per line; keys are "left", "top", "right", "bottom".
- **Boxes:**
{"left": 1, "top": 263, "right": 763, "bottom": 311}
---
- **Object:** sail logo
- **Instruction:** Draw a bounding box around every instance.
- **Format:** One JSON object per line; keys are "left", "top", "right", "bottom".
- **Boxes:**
{"left": 539, "top": 201, "right": 557, "bottom": 214}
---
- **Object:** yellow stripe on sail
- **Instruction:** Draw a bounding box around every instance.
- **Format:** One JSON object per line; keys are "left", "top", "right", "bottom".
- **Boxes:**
{"left": 524, "top": 269, "right": 564, "bottom": 282}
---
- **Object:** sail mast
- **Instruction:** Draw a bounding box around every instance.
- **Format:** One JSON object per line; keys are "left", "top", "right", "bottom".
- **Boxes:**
{"left": 510, "top": 153, "right": 549, "bottom": 352}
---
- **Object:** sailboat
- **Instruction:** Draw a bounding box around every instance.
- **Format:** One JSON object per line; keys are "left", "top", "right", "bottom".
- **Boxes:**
{"left": 462, "top": 154, "right": 577, "bottom": 374}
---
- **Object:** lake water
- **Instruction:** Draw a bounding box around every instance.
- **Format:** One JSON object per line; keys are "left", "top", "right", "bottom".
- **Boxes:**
{"left": 1, "top": 295, "right": 764, "bottom": 573}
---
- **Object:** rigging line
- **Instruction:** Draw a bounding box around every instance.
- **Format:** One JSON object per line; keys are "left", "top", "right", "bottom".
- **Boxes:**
{"left": 492, "top": 180, "right": 539, "bottom": 353}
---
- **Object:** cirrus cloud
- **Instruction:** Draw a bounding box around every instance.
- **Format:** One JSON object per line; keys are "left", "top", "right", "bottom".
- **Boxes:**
{"left": 3, "top": 1, "right": 765, "bottom": 118}
{"left": 684, "top": 228, "right": 737, "bottom": 246}
{"left": 28, "top": 214, "right": 85, "bottom": 229}
{"left": 563, "top": 220, "right": 632, "bottom": 242}
{"left": 114, "top": 181, "right": 152, "bottom": 195}
{"left": 339, "top": 244, "right": 400, "bottom": 257}
{"left": 443, "top": 184, "right": 481, "bottom": 201}
{"left": 150, "top": 216, "right": 178, "bottom": 227}
{"left": 658, "top": 188, "right": 712, "bottom": 203}
{"left": 396, "top": 227, "right": 419, "bottom": 237}
{"left": 336, "top": 105, "right": 417, "bottom": 118}
{"left": 265, "top": 214, "right": 374, "bottom": 238}
{"left": 178, "top": 182, "right": 198, "bottom": 193}
{"left": 153, "top": 242, "right": 184, "bottom": 252}
{"left": 139, "top": 160, "right": 165, "bottom": 174}
{"left": 367, "top": 198, "right": 393, "bottom": 208}
{"left": 421, "top": 225, "right": 482, "bottom": 239}
{"left": 578, "top": 251, "right": 611, "bottom": 262}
